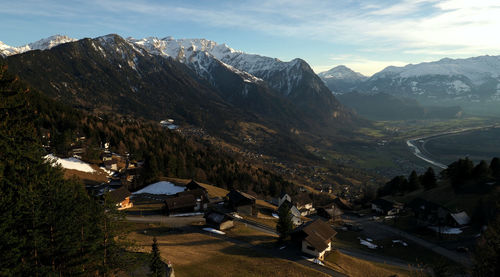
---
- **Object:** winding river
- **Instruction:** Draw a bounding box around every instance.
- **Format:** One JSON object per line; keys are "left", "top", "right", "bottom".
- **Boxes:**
{"left": 406, "top": 124, "right": 500, "bottom": 169}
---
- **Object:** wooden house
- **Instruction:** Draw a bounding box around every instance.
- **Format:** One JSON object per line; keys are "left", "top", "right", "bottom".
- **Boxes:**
{"left": 164, "top": 194, "right": 197, "bottom": 215}
{"left": 294, "top": 193, "right": 315, "bottom": 216}
{"left": 317, "top": 203, "right": 343, "bottom": 222}
{"left": 108, "top": 186, "right": 133, "bottom": 210}
{"left": 177, "top": 188, "right": 209, "bottom": 212}
{"left": 371, "top": 198, "right": 402, "bottom": 216}
{"left": 204, "top": 211, "right": 234, "bottom": 230}
{"left": 407, "top": 198, "right": 449, "bottom": 226}
{"left": 226, "top": 190, "right": 257, "bottom": 216}
{"left": 291, "top": 219, "right": 337, "bottom": 260}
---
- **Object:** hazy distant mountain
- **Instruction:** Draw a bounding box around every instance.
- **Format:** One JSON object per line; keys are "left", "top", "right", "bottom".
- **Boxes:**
{"left": 364, "top": 56, "right": 500, "bottom": 104}
{"left": 320, "top": 56, "right": 500, "bottom": 116}
{"left": 318, "top": 65, "right": 367, "bottom": 94}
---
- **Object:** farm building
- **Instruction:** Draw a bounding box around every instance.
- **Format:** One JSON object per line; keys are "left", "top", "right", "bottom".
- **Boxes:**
{"left": 226, "top": 189, "right": 257, "bottom": 216}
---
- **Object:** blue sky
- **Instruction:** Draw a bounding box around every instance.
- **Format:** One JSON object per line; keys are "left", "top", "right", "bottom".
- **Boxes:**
{"left": 1, "top": 0, "right": 500, "bottom": 75}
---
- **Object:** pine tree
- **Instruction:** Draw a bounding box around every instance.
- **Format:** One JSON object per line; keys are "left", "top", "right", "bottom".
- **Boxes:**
{"left": 473, "top": 214, "right": 500, "bottom": 276}
{"left": 408, "top": 170, "right": 421, "bottom": 191}
{"left": 0, "top": 63, "right": 116, "bottom": 275}
{"left": 489, "top": 157, "right": 500, "bottom": 181}
{"left": 150, "top": 237, "right": 165, "bottom": 277}
{"left": 472, "top": 160, "right": 492, "bottom": 183}
{"left": 276, "top": 206, "right": 294, "bottom": 242}
{"left": 421, "top": 167, "right": 437, "bottom": 190}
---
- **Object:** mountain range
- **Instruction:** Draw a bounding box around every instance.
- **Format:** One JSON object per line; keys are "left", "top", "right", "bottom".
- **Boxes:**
{"left": 1, "top": 34, "right": 365, "bottom": 165}
{"left": 319, "top": 56, "right": 500, "bottom": 116}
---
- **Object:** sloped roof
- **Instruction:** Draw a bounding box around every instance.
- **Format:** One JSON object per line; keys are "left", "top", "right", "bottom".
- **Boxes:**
{"left": 186, "top": 180, "right": 206, "bottom": 191}
{"left": 205, "top": 211, "right": 232, "bottom": 224}
{"left": 279, "top": 200, "right": 301, "bottom": 218}
{"left": 107, "top": 186, "right": 131, "bottom": 203}
{"left": 296, "top": 219, "right": 337, "bottom": 252}
{"left": 178, "top": 188, "right": 209, "bottom": 203}
{"left": 450, "top": 211, "right": 470, "bottom": 226}
{"left": 227, "top": 189, "right": 256, "bottom": 206}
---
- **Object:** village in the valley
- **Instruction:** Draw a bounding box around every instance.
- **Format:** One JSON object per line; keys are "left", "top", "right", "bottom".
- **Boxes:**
{"left": 43, "top": 122, "right": 474, "bottom": 276}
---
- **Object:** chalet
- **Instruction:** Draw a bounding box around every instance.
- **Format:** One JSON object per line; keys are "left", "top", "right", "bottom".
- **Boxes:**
{"left": 278, "top": 200, "right": 303, "bottom": 226}
{"left": 371, "top": 198, "right": 402, "bottom": 216}
{"left": 177, "top": 188, "right": 209, "bottom": 211}
{"left": 317, "top": 203, "right": 343, "bottom": 222}
{"left": 291, "top": 219, "right": 337, "bottom": 260}
{"left": 294, "top": 193, "right": 315, "bottom": 216}
{"left": 407, "top": 198, "right": 449, "bottom": 226}
{"left": 164, "top": 194, "right": 197, "bottom": 215}
{"left": 204, "top": 210, "right": 234, "bottom": 230}
{"left": 107, "top": 186, "right": 133, "bottom": 210}
{"left": 226, "top": 190, "right": 257, "bottom": 216}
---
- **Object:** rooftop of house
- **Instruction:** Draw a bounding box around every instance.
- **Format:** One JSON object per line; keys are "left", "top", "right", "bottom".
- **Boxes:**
{"left": 107, "top": 186, "right": 131, "bottom": 203}
{"left": 204, "top": 211, "right": 233, "bottom": 224}
{"left": 227, "top": 189, "right": 256, "bottom": 205}
{"left": 186, "top": 179, "right": 206, "bottom": 191}
{"left": 294, "top": 219, "right": 337, "bottom": 252}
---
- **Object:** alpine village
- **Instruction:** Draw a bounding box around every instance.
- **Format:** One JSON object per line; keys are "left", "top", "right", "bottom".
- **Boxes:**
{"left": 2, "top": 3, "right": 500, "bottom": 277}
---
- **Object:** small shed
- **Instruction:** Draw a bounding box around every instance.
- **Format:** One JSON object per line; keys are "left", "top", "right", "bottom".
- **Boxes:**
{"left": 204, "top": 211, "right": 234, "bottom": 230}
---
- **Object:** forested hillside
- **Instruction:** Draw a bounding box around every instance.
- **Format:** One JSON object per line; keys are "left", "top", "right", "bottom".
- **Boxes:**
{"left": 0, "top": 60, "right": 129, "bottom": 275}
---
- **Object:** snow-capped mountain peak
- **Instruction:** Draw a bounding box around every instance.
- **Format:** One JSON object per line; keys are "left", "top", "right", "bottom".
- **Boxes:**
{"left": 373, "top": 55, "right": 500, "bottom": 84}
{"left": 318, "top": 65, "right": 367, "bottom": 80}
{"left": 0, "top": 35, "right": 76, "bottom": 57}
{"left": 126, "top": 36, "right": 313, "bottom": 93}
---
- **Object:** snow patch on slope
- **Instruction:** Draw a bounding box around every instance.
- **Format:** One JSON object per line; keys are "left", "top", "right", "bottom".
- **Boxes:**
{"left": 44, "top": 154, "right": 96, "bottom": 173}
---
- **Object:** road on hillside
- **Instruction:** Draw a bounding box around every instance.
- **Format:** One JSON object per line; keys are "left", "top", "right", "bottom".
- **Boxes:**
{"left": 345, "top": 215, "right": 472, "bottom": 267}
{"left": 126, "top": 215, "right": 346, "bottom": 276}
